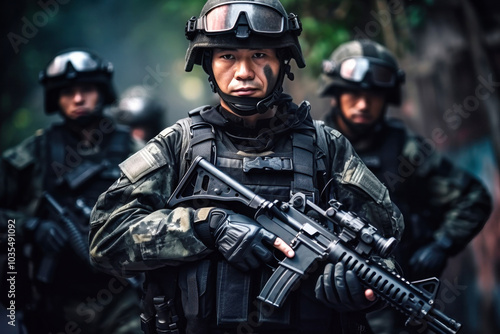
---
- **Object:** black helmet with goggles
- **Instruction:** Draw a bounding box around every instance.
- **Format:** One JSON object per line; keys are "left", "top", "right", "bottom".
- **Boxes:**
{"left": 319, "top": 40, "right": 405, "bottom": 105}
{"left": 39, "top": 49, "right": 117, "bottom": 114}
{"left": 185, "top": 0, "right": 304, "bottom": 115}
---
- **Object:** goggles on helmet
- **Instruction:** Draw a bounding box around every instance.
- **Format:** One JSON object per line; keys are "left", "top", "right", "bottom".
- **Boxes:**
{"left": 323, "top": 57, "right": 399, "bottom": 88}
{"left": 186, "top": 3, "right": 301, "bottom": 38}
{"left": 44, "top": 51, "right": 112, "bottom": 78}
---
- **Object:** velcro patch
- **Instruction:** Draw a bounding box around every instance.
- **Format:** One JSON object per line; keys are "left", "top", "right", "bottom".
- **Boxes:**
{"left": 3, "top": 147, "right": 34, "bottom": 170}
{"left": 329, "top": 129, "right": 342, "bottom": 138}
{"left": 119, "top": 143, "right": 167, "bottom": 183}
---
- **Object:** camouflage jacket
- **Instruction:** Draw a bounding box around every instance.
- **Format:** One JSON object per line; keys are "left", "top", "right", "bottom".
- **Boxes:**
{"left": 89, "top": 103, "right": 404, "bottom": 277}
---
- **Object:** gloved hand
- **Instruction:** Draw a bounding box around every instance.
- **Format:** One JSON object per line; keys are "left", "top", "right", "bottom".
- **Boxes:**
{"left": 33, "top": 220, "right": 68, "bottom": 254}
{"left": 409, "top": 242, "right": 449, "bottom": 279}
{"left": 315, "top": 262, "right": 376, "bottom": 312}
{"left": 208, "top": 208, "right": 277, "bottom": 271}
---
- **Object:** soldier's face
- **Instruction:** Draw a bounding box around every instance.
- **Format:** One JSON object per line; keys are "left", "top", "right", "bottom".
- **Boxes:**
{"left": 212, "top": 48, "right": 280, "bottom": 109}
{"left": 58, "top": 83, "right": 100, "bottom": 120}
{"left": 338, "top": 91, "right": 386, "bottom": 126}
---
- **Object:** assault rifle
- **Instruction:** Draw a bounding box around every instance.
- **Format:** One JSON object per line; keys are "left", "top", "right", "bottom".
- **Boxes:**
{"left": 167, "top": 157, "right": 462, "bottom": 334}
{"left": 36, "top": 192, "right": 90, "bottom": 283}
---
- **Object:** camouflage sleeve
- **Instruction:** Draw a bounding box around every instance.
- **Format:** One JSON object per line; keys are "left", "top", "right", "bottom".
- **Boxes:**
{"left": 323, "top": 127, "right": 404, "bottom": 244}
{"left": 89, "top": 122, "right": 212, "bottom": 277}
{"left": 404, "top": 135, "right": 491, "bottom": 254}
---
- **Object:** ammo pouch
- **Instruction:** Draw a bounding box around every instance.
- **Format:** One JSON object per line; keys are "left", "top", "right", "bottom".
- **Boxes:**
{"left": 178, "top": 259, "right": 215, "bottom": 334}
{"left": 178, "top": 258, "right": 294, "bottom": 331}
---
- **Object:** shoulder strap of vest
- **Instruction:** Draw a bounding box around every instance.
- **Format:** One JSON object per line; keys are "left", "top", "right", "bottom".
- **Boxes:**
{"left": 177, "top": 117, "right": 192, "bottom": 178}
{"left": 107, "top": 124, "right": 132, "bottom": 157}
{"left": 313, "top": 119, "right": 329, "bottom": 158}
{"left": 382, "top": 124, "right": 406, "bottom": 162}
{"left": 292, "top": 130, "right": 317, "bottom": 202}
{"left": 290, "top": 102, "right": 319, "bottom": 202}
{"left": 44, "top": 124, "right": 65, "bottom": 191}
{"left": 360, "top": 122, "right": 406, "bottom": 176}
{"left": 187, "top": 105, "right": 216, "bottom": 164}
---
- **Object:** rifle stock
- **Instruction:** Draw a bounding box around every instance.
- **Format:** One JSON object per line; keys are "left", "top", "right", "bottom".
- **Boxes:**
{"left": 167, "top": 157, "right": 462, "bottom": 334}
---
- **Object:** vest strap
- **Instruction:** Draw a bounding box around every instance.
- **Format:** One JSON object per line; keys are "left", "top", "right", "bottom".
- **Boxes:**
{"left": 292, "top": 131, "right": 317, "bottom": 202}
{"left": 188, "top": 107, "right": 216, "bottom": 164}
{"left": 242, "top": 156, "right": 293, "bottom": 172}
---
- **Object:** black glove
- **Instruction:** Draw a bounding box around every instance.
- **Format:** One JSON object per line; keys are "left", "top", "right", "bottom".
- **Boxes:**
{"left": 315, "top": 262, "right": 376, "bottom": 312}
{"left": 32, "top": 219, "right": 68, "bottom": 254}
{"left": 409, "top": 241, "right": 449, "bottom": 279}
{"left": 208, "top": 209, "right": 277, "bottom": 271}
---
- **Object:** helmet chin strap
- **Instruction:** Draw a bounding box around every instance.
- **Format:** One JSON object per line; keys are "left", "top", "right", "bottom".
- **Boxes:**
{"left": 216, "top": 85, "right": 283, "bottom": 116}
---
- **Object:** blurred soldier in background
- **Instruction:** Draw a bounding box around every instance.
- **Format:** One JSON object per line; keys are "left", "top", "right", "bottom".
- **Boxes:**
{"left": 0, "top": 49, "right": 142, "bottom": 333}
{"left": 318, "top": 39, "right": 492, "bottom": 333}
{"left": 109, "top": 85, "right": 167, "bottom": 143}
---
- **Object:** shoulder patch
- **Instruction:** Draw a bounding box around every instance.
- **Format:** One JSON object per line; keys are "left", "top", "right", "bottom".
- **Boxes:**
{"left": 341, "top": 155, "right": 386, "bottom": 204}
{"left": 119, "top": 143, "right": 167, "bottom": 183}
{"left": 329, "top": 129, "right": 342, "bottom": 138}
{"left": 158, "top": 127, "right": 174, "bottom": 138}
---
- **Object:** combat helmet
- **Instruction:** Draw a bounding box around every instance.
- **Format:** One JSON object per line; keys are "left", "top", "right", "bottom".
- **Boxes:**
{"left": 184, "top": 0, "right": 305, "bottom": 115}
{"left": 39, "top": 49, "right": 117, "bottom": 114}
{"left": 109, "top": 85, "right": 167, "bottom": 141}
{"left": 319, "top": 40, "right": 405, "bottom": 105}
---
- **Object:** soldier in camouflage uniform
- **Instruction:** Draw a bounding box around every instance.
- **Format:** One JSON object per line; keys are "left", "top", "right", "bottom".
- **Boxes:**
{"left": 90, "top": 1, "right": 404, "bottom": 333}
{"left": 109, "top": 85, "right": 168, "bottom": 143}
{"left": 0, "top": 49, "right": 142, "bottom": 333}
{"left": 318, "top": 39, "right": 492, "bottom": 333}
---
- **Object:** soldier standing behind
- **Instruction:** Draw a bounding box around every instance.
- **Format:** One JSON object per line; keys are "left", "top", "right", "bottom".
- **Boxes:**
{"left": 109, "top": 85, "right": 168, "bottom": 143}
{"left": 318, "top": 39, "right": 492, "bottom": 333}
{"left": 0, "top": 49, "right": 142, "bottom": 333}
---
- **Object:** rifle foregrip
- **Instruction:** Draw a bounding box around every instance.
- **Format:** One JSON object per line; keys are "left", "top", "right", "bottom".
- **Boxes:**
{"left": 329, "top": 243, "right": 461, "bottom": 334}
{"left": 257, "top": 265, "right": 302, "bottom": 307}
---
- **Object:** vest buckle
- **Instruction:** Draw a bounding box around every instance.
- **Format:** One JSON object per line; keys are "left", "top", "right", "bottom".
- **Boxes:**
{"left": 242, "top": 157, "right": 293, "bottom": 173}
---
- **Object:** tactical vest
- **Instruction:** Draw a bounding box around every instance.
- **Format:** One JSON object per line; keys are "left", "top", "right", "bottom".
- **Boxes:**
{"left": 143, "top": 104, "right": 336, "bottom": 334}
{"left": 184, "top": 104, "right": 327, "bottom": 203}
{"left": 42, "top": 122, "right": 129, "bottom": 213}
